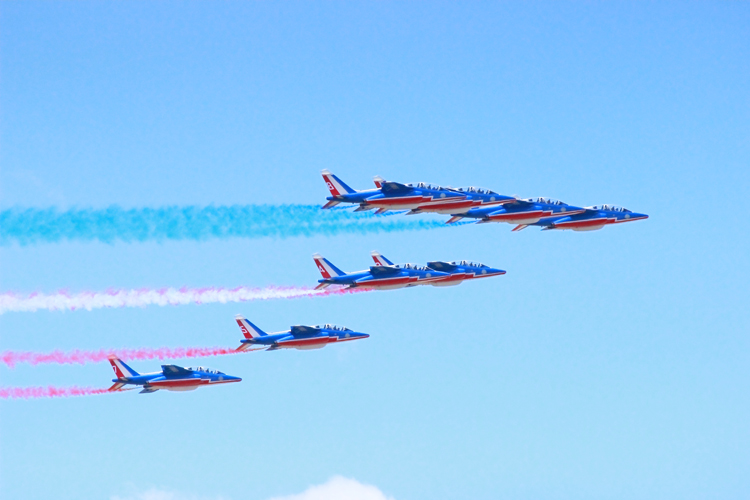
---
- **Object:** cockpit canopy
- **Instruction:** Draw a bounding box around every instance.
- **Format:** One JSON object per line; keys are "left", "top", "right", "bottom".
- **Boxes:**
{"left": 188, "top": 367, "right": 223, "bottom": 374}
{"left": 314, "top": 324, "right": 352, "bottom": 331}
{"left": 407, "top": 182, "right": 445, "bottom": 191}
{"left": 589, "top": 205, "right": 631, "bottom": 212}
{"left": 453, "top": 186, "right": 498, "bottom": 195}
{"left": 525, "top": 197, "right": 567, "bottom": 205}
{"left": 401, "top": 263, "right": 430, "bottom": 271}
{"left": 452, "top": 260, "right": 488, "bottom": 268}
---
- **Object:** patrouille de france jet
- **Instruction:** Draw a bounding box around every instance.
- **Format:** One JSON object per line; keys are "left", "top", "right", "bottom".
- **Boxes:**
{"left": 313, "top": 253, "right": 450, "bottom": 290}
{"left": 446, "top": 197, "right": 586, "bottom": 230}
{"left": 320, "top": 170, "right": 476, "bottom": 215}
{"left": 234, "top": 315, "right": 369, "bottom": 351}
{"left": 107, "top": 357, "right": 241, "bottom": 394}
{"left": 371, "top": 252, "right": 507, "bottom": 286}
{"left": 516, "top": 204, "right": 649, "bottom": 232}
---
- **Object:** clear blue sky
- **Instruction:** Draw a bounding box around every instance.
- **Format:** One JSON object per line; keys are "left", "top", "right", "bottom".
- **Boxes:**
{"left": 1, "top": 2, "right": 749, "bottom": 499}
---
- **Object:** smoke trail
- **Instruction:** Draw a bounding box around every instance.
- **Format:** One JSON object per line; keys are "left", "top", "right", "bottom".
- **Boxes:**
{"left": 0, "top": 285, "right": 368, "bottom": 314}
{"left": 0, "top": 205, "right": 448, "bottom": 245}
{"left": 0, "top": 386, "right": 110, "bottom": 400}
{"left": 1, "top": 345, "right": 261, "bottom": 368}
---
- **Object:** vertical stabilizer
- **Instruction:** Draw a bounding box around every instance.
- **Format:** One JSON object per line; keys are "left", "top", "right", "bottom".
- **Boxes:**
{"left": 108, "top": 357, "right": 139, "bottom": 379}
{"left": 321, "top": 170, "right": 356, "bottom": 196}
{"left": 235, "top": 315, "right": 267, "bottom": 339}
{"left": 313, "top": 253, "right": 346, "bottom": 278}
{"left": 371, "top": 251, "right": 395, "bottom": 266}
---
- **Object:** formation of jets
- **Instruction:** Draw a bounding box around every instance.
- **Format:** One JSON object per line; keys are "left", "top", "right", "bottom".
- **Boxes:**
{"left": 313, "top": 251, "right": 506, "bottom": 290}
{"left": 321, "top": 170, "right": 648, "bottom": 231}
{"left": 102, "top": 170, "right": 648, "bottom": 395}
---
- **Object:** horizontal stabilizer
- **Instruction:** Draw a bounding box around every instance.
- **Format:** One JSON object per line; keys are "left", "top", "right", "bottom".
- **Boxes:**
{"left": 446, "top": 215, "right": 464, "bottom": 224}
{"left": 108, "top": 382, "right": 127, "bottom": 392}
{"left": 314, "top": 282, "right": 331, "bottom": 290}
{"left": 373, "top": 208, "right": 388, "bottom": 215}
{"left": 511, "top": 224, "right": 528, "bottom": 232}
{"left": 321, "top": 200, "right": 341, "bottom": 210}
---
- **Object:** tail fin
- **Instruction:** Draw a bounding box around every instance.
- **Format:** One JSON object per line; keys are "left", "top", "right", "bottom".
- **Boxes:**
{"left": 313, "top": 253, "right": 346, "bottom": 279}
{"left": 108, "top": 357, "right": 139, "bottom": 379}
{"left": 235, "top": 315, "right": 267, "bottom": 339}
{"left": 321, "top": 170, "right": 356, "bottom": 196}
{"left": 373, "top": 176, "right": 385, "bottom": 188}
{"left": 371, "top": 251, "right": 395, "bottom": 266}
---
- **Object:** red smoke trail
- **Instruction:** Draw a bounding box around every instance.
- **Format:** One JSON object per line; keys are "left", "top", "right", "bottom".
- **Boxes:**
{"left": 0, "top": 386, "right": 111, "bottom": 400}
{"left": 1, "top": 345, "right": 263, "bottom": 368}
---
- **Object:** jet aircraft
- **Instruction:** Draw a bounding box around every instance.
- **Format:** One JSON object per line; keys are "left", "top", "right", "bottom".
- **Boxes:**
{"left": 516, "top": 204, "right": 649, "bottom": 231}
{"left": 313, "top": 253, "right": 450, "bottom": 290}
{"left": 320, "top": 170, "right": 477, "bottom": 214}
{"left": 447, "top": 197, "right": 585, "bottom": 230}
{"left": 107, "top": 357, "right": 241, "bottom": 394}
{"left": 371, "top": 252, "right": 506, "bottom": 286}
{"left": 234, "top": 315, "right": 369, "bottom": 351}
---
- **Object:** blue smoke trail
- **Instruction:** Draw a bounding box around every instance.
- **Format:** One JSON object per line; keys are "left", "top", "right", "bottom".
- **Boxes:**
{"left": 0, "top": 205, "right": 457, "bottom": 245}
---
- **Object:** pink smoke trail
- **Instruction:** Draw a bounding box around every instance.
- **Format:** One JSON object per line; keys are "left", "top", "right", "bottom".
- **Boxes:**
{"left": 1, "top": 345, "right": 263, "bottom": 368}
{"left": 0, "top": 285, "right": 369, "bottom": 314}
{"left": 0, "top": 386, "right": 111, "bottom": 400}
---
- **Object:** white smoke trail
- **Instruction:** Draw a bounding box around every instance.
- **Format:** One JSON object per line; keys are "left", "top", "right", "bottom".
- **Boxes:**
{"left": 0, "top": 285, "right": 367, "bottom": 314}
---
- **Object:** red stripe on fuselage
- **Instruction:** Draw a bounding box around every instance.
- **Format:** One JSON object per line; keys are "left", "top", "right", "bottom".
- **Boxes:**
{"left": 369, "top": 195, "right": 431, "bottom": 207}
{"left": 487, "top": 209, "right": 550, "bottom": 222}
{"left": 552, "top": 217, "right": 611, "bottom": 229}
{"left": 356, "top": 276, "right": 420, "bottom": 288}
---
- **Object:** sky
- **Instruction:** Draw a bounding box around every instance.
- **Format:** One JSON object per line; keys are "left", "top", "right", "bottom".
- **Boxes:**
{"left": 1, "top": 2, "right": 749, "bottom": 499}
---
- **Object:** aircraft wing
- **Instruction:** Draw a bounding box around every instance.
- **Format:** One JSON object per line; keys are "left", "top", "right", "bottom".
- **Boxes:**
{"left": 427, "top": 261, "right": 458, "bottom": 272}
{"left": 161, "top": 365, "right": 193, "bottom": 377}
{"left": 290, "top": 325, "right": 322, "bottom": 336}
{"left": 507, "top": 198, "right": 532, "bottom": 206}
{"left": 379, "top": 181, "right": 413, "bottom": 194}
{"left": 369, "top": 265, "right": 401, "bottom": 276}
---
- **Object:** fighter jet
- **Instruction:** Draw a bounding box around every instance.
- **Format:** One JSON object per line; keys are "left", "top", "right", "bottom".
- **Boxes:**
{"left": 313, "top": 253, "right": 450, "bottom": 290}
{"left": 371, "top": 252, "right": 506, "bottom": 287}
{"left": 320, "top": 170, "right": 473, "bottom": 214}
{"left": 107, "top": 357, "right": 241, "bottom": 394}
{"left": 446, "top": 197, "right": 585, "bottom": 230}
{"left": 518, "top": 204, "right": 649, "bottom": 231}
{"left": 234, "top": 315, "right": 369, "bottom": 351}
